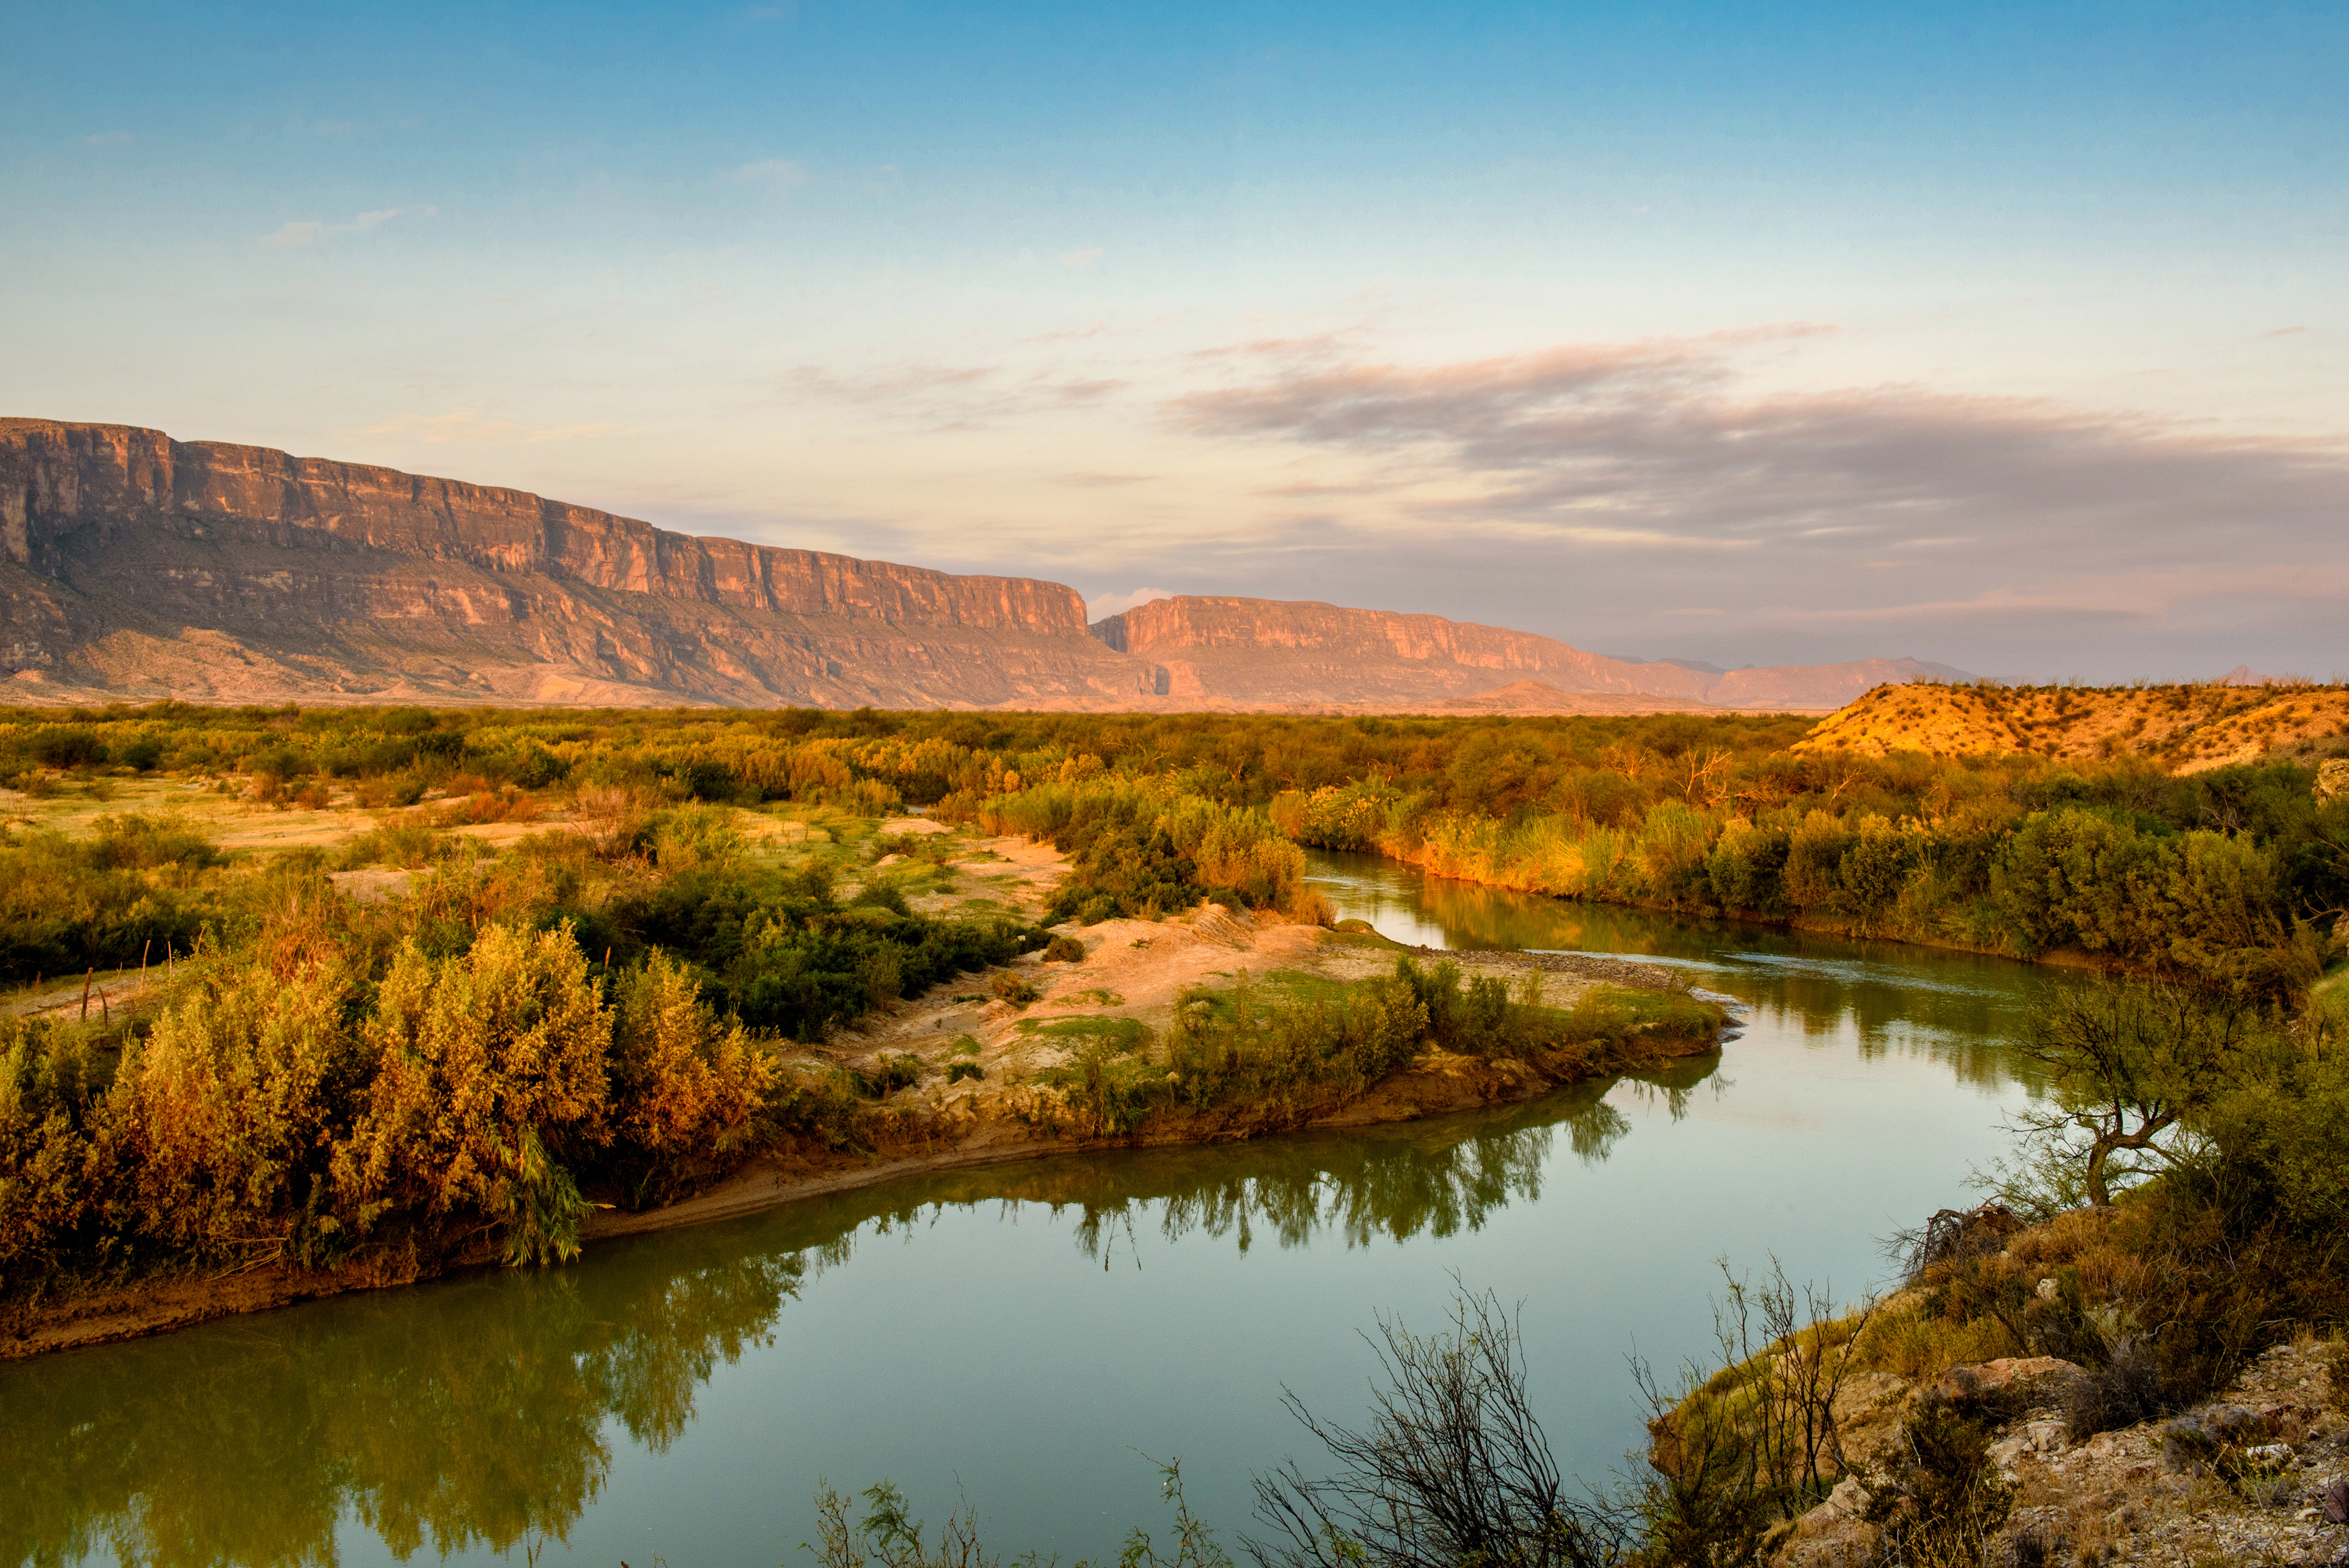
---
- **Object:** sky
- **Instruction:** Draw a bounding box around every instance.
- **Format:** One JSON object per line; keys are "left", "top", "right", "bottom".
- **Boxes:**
{"left": 3, "top": 1, "right": 2344, "bottom": 682}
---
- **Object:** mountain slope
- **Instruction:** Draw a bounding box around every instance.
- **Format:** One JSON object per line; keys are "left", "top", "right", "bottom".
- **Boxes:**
{"left": 1090, "top": 595, "right": 1956, "bottom": 712}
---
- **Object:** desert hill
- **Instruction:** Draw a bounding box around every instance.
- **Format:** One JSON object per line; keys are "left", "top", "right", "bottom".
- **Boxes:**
{"left": 1794, "top": 680, "right": 2349, "bottom": 770}
{"left": 4, "top": 418, "right": 1949, "bottom": 714}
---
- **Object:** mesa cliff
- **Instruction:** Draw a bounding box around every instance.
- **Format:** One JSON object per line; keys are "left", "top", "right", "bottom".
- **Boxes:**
{"left": 0, "top": 419, "right": 1154, "bottom": 708}
{"left": 1, "top": 419, "right": 1951, "bottom": 713}
{"left": 1091, "top": 595, "right": 1957, "bottom": 714}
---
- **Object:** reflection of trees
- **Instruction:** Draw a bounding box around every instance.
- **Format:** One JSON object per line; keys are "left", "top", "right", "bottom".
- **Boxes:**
{"left": 0, "top": 1058, "right": 1709, "bottom": 1568}
{"left": 1311, "top": 850, "right": 2059, "bottom": 1093}
{"left": 846, "top": 1069, "right": 1697, "bottom": 1264}
{"left": 0, "top": 1237, "right": 810, "bottom": 1568}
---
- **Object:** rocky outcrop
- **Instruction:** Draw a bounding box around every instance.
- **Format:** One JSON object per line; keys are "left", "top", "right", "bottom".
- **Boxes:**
{"left": 1090, "top": 595, "right": 1956, "bottom": 712}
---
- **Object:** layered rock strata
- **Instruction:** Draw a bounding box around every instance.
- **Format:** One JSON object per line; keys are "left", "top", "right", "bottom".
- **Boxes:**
{"left": 0, "top": 420, "right": 1157, "bottom": 707}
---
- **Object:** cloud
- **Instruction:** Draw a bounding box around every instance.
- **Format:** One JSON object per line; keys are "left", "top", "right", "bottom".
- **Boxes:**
{"left": 1193, "top": 325, "right": 1371, "bottom": 362}
{"left": 1058, "top": 472, "right": 1151, "bottom": 487}
{"left": 1058, "top": 248, "right": 1104, "bottom": 270}
{"left": 1769, "top": 563, "right": 2349, "bottom": 625}
{"left": 1167, "top": 328, "right": 2349, "bottom": 573}
{"left": 263, "top": 207, "right": 426, "bottom": 247}
{"left": 781, "top": 362, "right": 1126, "bottom": 426}
{"left": 789, "top": 364, "right": 997, "bottom": 403}
{"left": 725, "top": 159, "right": 809, "bottom": 189}
{"left": 1087, "top": 587, "right": 1176, "bottom": 621}
{"left": 1022, "top": 309, "right": 1189, "bottom": 345}
{"left": 82, "top": 130, "right": 132, "bottom": 149}
{"left": 361, "top": 410, "right": 622, "bottom": 445}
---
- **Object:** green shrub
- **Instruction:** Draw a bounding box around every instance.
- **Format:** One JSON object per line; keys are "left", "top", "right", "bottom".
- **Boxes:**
{"left": 602, "top": 952, "right": 772, "bottom": 1206}
{"left": 988, "top": 971, "right": 1041, "bottom": 1007}
{"left": 334, "top": 926, "right": 610, "bottom": 1266}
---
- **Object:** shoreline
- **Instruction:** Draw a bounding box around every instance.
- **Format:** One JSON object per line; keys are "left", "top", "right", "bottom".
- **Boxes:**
{"left": 1, "top": 934, "right": 1721, "bottom": 1363}
{"left": 1327, "top": 842, "right": 2143, "bottom": 978}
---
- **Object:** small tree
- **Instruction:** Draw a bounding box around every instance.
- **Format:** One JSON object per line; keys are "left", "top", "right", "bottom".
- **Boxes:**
{"left": 1999, "top": 982, "right": 2252, "bottom": 1212}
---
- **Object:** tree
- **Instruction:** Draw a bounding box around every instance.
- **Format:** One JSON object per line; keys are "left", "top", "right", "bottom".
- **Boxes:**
{"left": 2001, "top": 982, "right": 2252, "bottom": 1211}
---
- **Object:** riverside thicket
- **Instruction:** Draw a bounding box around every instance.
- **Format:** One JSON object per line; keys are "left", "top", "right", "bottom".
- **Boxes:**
{"left": 2, "top": 694, "right": 2340, "bottom": 1328}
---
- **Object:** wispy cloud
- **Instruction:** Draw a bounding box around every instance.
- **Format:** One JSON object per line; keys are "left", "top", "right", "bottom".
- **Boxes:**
{"left": 1021, "top": 308, "right": 1190, "bottom": 345}
{"left": 81, "top": 130, "right": 132, "bottom": 149}
{"left": 1770, "top": 564, "right": 2349, "bottom": 624}
{"left": 782, "top": 361, "right": 1126, "bottom": 425}
{"left": 263, "top": 207, "right": 429, "bottom": 248}
{"left": 1058, "top": 247, "right": 1104, "bottom": 270}
{"left": 361, "top": 409, "right": 622, "bottom": 445}
{"left": 789, "top": 364, "right": 997, "bottom": 403}
{"left": 1193, "top": 325, "right": 1371, "bottom": 362}
{"left": 724, "top": 158, "right": 809, "bottom": 189}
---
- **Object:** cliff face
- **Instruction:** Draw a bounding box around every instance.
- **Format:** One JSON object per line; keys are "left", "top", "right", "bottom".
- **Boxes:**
{"left": 0, "top": 420, "right": 1150, "bottom": 708}
{"left": 1091, "top": 596, "right": 1951, "bottom": 712}
{"left": 0, "top": 419, "right": 1950, "bottom": 714}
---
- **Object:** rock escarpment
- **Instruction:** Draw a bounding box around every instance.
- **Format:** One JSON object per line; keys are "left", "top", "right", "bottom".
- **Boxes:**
{"left": 0, "top": 419, "right": 1954, "bottom": 713}
{"left": 1090, "top": 595, "right": 1955, "bottom": 713}
{"left": 0, "top": 420, "right": 1157, "bottom": 708}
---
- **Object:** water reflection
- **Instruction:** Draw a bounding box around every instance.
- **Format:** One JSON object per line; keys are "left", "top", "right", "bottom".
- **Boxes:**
{"left": 4, "top": 1237, "right": 815, "bottom": 1568}
{"left": 1305, "top": 849, "right": 2058, "bottom": 1092}
{"left": 1, "top": 1061, "right": 1700, "bottom": 1568}
{"left": 8, "top": 857, "right": 2049, "bottom": 1568}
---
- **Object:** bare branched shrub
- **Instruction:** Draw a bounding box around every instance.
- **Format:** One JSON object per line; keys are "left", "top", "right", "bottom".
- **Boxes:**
{"left": 1246, "top": 1287, "right": 1630, "bottom": 1568}
{"left": 568, "top": 785, "right": 651, "bottom": 860}
{"left": 1630, "top": 1259, "right": 1876, "bottom": 1564}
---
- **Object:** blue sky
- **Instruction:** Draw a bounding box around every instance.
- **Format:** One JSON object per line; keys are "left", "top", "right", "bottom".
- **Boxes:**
{"left": 5, "top": 2, "right": 2344, "bottom": 679}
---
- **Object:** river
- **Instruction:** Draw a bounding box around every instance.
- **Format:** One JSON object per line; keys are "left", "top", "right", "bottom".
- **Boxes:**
{"left": 6, "top": 852, "right": 2074, "bottom": 1568}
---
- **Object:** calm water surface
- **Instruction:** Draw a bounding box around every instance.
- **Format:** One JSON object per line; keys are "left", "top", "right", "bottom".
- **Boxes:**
{"left": 10, "top": 854, "right": 2073, "bottom": 1568}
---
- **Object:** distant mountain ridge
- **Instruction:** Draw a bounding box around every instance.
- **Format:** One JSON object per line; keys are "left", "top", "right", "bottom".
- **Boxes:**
{"left": 1089, "top": 595, "right": 1962, "bottom": 712}
{"left": 2, "top": 419, "right": 1954, "bottom": 712}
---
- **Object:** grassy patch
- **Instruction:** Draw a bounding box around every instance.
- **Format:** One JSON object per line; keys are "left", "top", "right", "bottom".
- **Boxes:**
{"left": 1018, "top": 1014, "right": 1153, "bottom": 1055}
